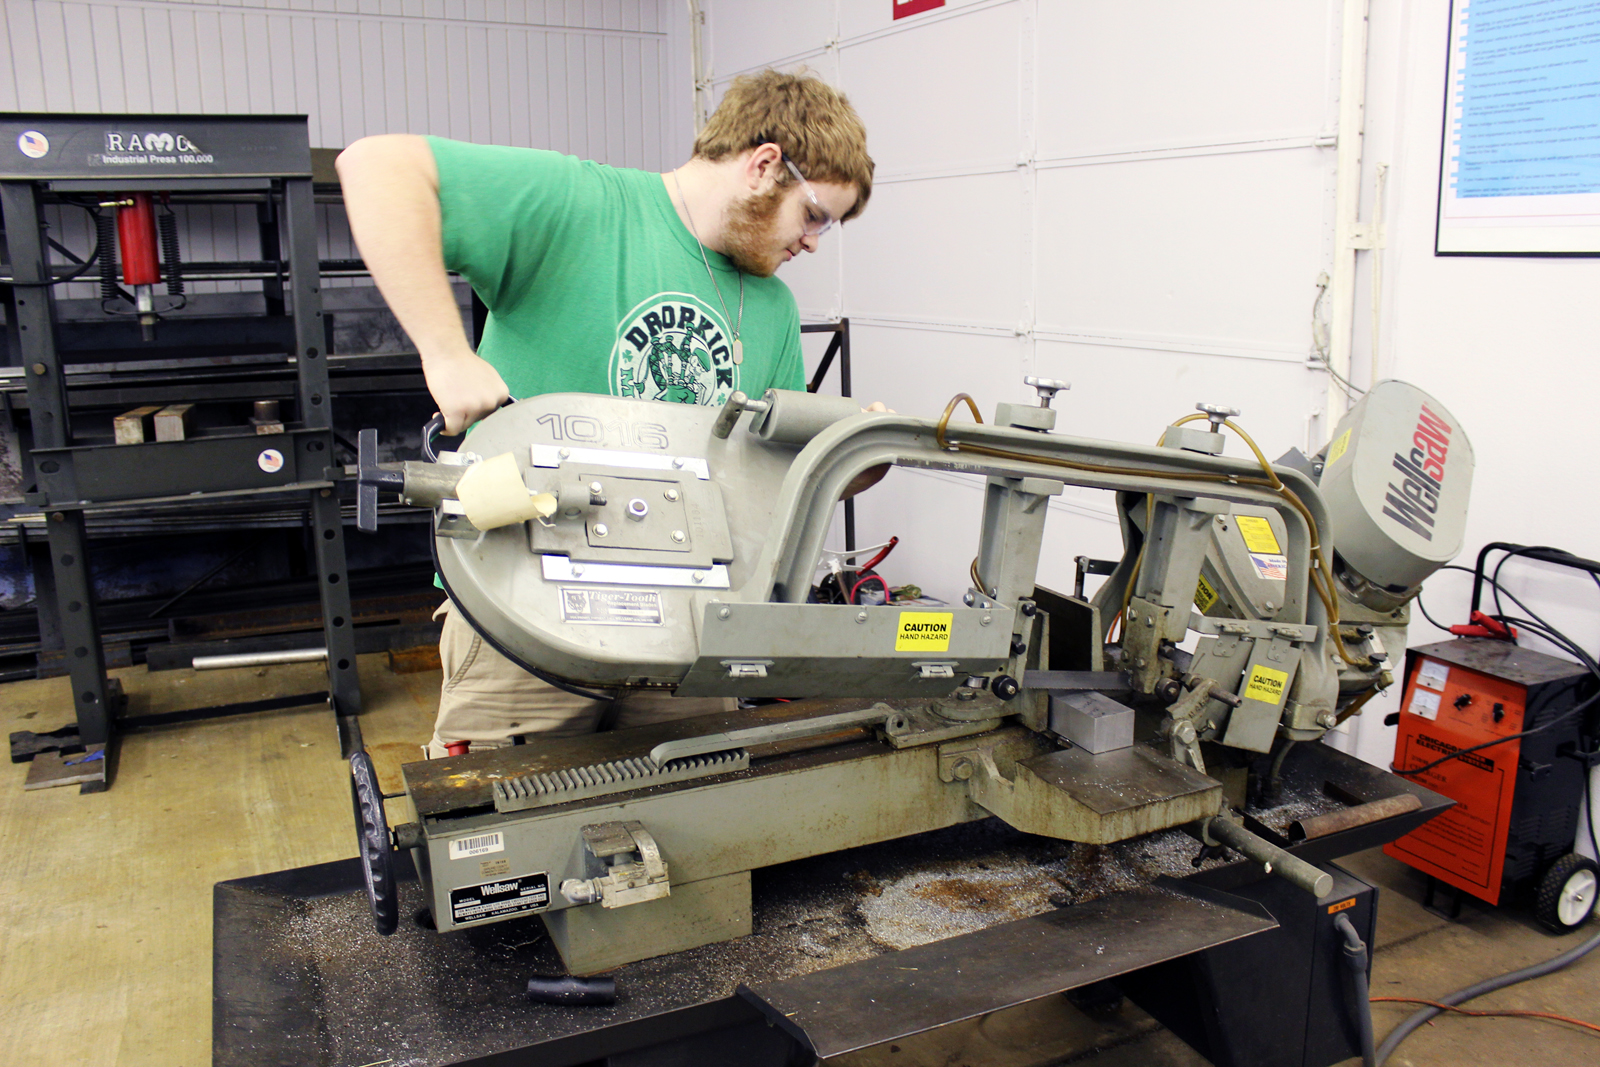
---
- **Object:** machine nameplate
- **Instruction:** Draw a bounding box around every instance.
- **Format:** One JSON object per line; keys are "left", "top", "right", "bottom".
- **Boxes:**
{"left": 559, "top": 587, "right": 663, "bottom": 626}
{"left": 450, "top": 873, "right": 550, "bottom": 924}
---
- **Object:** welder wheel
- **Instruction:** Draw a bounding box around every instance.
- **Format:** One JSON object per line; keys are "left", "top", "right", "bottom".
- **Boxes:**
{"left": 350, "top": 749, "right": 399, "bottom": 936}
{"left": 1534, "top": 853, "right": 1598, "bottom": 934}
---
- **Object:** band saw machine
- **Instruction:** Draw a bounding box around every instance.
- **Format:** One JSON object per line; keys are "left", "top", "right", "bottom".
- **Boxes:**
{"left": 347, "top": 377, "right": 1472, "bottom": 979}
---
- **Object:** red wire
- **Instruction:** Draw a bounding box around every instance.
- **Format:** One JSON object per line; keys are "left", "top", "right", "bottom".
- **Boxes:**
{"left": 859, "top": 536, "right": 899, "bottom": 573}
{"left": 1370, "top": 997, "right": 1600, "bottom": 1037}
{"left": 849, "top": 572, "right": 889, "bottom": 605}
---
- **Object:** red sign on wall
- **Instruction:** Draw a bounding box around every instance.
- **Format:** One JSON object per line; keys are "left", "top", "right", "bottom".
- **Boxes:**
{"left": 894, "top": 0, "right": 945, "bottom": 19}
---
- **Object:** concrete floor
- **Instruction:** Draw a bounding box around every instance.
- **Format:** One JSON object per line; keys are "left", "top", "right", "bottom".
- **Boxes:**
{"left": 1, "top": 657, "right": 1595, "bottom": 1067}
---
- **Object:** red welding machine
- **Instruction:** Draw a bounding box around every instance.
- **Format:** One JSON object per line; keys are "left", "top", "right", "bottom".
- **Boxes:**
{"left": 1384, "top": 638, "right": 1597, "bottom": 931}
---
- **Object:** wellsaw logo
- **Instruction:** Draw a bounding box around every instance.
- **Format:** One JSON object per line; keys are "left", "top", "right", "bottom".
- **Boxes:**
{"left": 1382, "top": 405, "right": 1454, "bottom": 541}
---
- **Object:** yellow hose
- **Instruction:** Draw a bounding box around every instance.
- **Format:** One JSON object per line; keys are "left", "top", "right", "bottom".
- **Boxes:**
{"left": 938, "top": 398, "right": 1368, "bottom": 667}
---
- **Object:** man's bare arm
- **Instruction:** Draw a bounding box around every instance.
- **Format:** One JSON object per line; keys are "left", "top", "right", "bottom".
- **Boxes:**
{"left": 336, "top": 134, "right": 508, "bottom": 434}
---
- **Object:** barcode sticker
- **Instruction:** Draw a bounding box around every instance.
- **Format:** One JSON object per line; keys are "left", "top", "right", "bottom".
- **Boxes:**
{"left": 449, "top": 832, "right": 505, "bottom": 860}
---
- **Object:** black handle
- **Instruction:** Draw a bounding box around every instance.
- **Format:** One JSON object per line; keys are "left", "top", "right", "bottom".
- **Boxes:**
{"left": 525, "top": 974, "right": 617, "bottom": 1006}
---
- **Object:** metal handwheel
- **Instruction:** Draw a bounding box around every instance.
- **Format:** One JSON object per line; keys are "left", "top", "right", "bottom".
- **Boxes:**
{"left": 350, "top": 749, "right": 399, "bottom": 936}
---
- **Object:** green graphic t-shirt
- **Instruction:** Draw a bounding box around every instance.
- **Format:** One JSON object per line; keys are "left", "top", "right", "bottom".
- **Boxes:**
{"left": 429, "top": 138, "right": 805, "bottom": 407}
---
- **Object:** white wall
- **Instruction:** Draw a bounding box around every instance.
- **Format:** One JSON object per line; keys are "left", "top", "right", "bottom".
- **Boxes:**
{"left": 1327, "top": 1, "right": 1600, "bottom": 789}
{"left": 708, "top": 1, "right": 1600, "bottom": 791}
{"left": 1, "top": 0, "right": 693, "bottom": 298}
{"left": 703, "top": 0, "right": 1346, "bottom": 603}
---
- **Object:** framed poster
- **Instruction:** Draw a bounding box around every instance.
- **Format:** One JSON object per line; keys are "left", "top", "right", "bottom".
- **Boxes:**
{"left": 1436, "top": 0, "right": 1600, "bottom": 256}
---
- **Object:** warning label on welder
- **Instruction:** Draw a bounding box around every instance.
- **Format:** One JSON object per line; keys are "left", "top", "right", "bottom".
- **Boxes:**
{"left": 560, "top": 586, "right": 663, "bottom": 626}
{"left": 450, "top": 872, "right": 550, "bottom": 925}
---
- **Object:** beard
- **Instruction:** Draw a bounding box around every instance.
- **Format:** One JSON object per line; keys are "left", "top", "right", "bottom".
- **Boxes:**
{"left": 720, "top": 185, "right": 787, "bottom": 277}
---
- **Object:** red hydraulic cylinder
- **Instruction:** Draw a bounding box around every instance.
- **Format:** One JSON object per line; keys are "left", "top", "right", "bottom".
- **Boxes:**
{"left": 116, "top": 193, "right": 161, "bottom": 286}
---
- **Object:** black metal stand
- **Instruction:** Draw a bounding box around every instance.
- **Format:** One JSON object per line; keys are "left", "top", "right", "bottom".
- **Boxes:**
{"left": 801, "top": 318, "right": 853, "bottom": 552}
{"left": 0, "top": 114, "right": 363, "bottom": 789}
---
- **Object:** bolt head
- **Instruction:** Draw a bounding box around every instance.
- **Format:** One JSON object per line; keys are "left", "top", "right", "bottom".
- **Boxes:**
{"left": 594, "top": 523, "right": 608, "bottom": 537}
{"left": 980, "top": 615, "right": 992, "bottom": 626}
{"left": 718, "top": 607, "right": 731, "bottom": 620}
{"left": 671, "top": 457, "right": 684, "bottom": 469}
{"left": 589, "top": 481, "right": 602, "bottom": 494}
{"left": 691, "top": 571, "right": 705, "bottom": 583}
{"left": 571, "top": 564, "right": 585, "bottom": 576}
{"left": 856, "top": 611, "right": 868, "bottom": 623}
{"left": 558, "top": 448, "right": 571, "bottom": 459}
{"left": 963, "top": 592, "right": 976, "bottom": 606}
{"left": 665, "top": 488, "right": 680, "bottom": 502}
{"left": 952, "top": 758, "right": 974, "bottom": 781}
{"left": 1146, "top": 615, "right": 1155, "bottom": 627}
{"left": 671, "top": 529, "right": 685, "bottom": 543}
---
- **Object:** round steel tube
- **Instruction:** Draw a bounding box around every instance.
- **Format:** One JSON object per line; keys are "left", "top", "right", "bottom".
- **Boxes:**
{"left": 192, "top": 647, "right": 328, "bottom": 671}
{"left": 1203, "top": 816, "right": 1335, "bottom": 897}
{"left": 1290, "top": 792, "right": 1422, "bottom": 841}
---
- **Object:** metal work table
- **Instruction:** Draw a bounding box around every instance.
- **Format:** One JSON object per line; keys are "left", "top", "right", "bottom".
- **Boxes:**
{"left": 214, "top": 741, "right": 1448, "bottom": 1066}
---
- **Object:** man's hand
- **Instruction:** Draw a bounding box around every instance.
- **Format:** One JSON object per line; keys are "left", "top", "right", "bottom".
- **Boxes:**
{"left": 338, "top": 136, "right": 505, "bottom": 434}
{"left": 423, "top": 349, "right": 511, "bottom": 435}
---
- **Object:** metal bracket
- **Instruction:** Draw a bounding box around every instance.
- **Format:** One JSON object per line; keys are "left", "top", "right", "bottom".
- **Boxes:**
{"left": 530, "top": 444, "right": 710, "bottom": 479}
{"left": 648, "top": 704, "right": 909, "bottom": 765}
{"left": 723, "top": 660, "right": 771, "bottom": 679}
{"left": 559, "top": 820, "right": 671, "bottom": 909}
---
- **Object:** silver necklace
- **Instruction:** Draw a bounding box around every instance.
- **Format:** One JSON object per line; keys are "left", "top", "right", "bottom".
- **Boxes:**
{"left": 673, "top": 171, "right": 744, "bottom": 365}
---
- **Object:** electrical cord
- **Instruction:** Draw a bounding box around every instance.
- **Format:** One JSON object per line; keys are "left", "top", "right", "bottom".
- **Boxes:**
{"left": 1309, "top": 272, "right": 1365, "bottom": 402}
{"left": 1371, "top": 998, "right": 1600, "bottom": 1037}
{"left": 5, "top": 202, "right": 105, "bottom": 286}
{"left": 848, "top": 572, "right": 888, "bottom": 605}
{"left": 1374, "top": 923, "right": 1600, "bottom": 1064}
{"left": 429, "top": 531, "right": 615, "bottom": 703}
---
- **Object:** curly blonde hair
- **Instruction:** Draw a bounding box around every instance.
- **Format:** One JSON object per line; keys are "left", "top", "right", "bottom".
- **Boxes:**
{"left": 693, "top": 69, "right": 874, "bottom": 221}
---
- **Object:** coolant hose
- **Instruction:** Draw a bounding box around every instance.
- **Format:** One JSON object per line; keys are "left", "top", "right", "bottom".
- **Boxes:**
{"left": 1334, "top": 913, "right": 1375, "bottom": 1067}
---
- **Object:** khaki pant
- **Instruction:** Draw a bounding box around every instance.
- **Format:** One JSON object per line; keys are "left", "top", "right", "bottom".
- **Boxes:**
{"left": 428, "top": 601, "right": 731, "bottom": 758}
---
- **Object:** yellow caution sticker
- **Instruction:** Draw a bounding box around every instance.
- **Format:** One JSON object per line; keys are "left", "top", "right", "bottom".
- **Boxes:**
{"left": 1327, "top": 897, "right": 1357, "bottom": 915}
{"left": 1235, "top": 515, "right": 1282, "bottom": 555}
{"left": 1195, "top": 574, "right": 1219, "bottom": 613}
{"left": 1243, "top": 664, "right": 1290, "bottom": 705}
{"left": 1327, "top": 429, "right": 1352, "bottom": 467}
{"left": 896, "top": 612, "right": 953, "bottom": 652}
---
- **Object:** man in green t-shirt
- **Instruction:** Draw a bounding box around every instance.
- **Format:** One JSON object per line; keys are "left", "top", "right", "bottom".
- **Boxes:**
{"left": 338, "top": 71, "right": 875, "bottom": 756}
